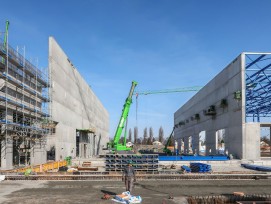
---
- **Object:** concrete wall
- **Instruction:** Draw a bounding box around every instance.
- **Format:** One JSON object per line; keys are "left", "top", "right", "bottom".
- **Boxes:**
{"left": 48, "top": 37, "right": 109, "bottom": 160}
{"left": 30, "top": 142, "right": 47, "bottom": 165}
{"left": 244, "top": 123, "right": 260, "bottom": 159}
{"left": 174, "top": 54, "right": 260, "bottom": 159}
{"left": 0, "top": 137, "right": 13, "bottom": 170}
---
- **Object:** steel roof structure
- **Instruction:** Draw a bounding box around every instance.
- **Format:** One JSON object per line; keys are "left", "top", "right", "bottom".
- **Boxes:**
{"left": 245, "top": 53, "right": 271, "bottom": 122}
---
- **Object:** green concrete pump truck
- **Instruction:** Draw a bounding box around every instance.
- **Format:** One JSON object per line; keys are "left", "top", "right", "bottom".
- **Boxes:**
{"left": 107, "top": 81, "right": 138, "bottom": 152}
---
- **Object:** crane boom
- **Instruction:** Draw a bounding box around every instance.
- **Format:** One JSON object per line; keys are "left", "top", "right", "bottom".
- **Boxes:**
{"left": 109, "top": 80, "right": 138, "bottom": 151}
{"left": 2, "top": 20, "right": 9, "bottom": 64}
{"left": 163, "top": 127, "right": 175, "bottom": 155}
{"left": 135, "top": 86, "right": 202, "bottom": 96}
{"left": 4, "top": 20, "right": 9, "bottom": 47}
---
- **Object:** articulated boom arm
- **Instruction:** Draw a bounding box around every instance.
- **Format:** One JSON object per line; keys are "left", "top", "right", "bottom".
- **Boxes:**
{"left": 165, "top": 127, "right": 175, "bottom": 148}
{"left": 112, "top": 81, "right": 138, "bottom": 150}
{"left": 163, "top": 127, "right": 176, "bottom": 155}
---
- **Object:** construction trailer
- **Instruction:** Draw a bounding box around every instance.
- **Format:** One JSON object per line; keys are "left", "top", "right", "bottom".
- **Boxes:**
{"left": 0, "top": 24, "right": 50, "bottom": 170}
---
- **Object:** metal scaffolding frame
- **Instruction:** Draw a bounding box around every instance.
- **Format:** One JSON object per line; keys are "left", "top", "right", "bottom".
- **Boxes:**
{"left": 0, "top": 33, "right": 50, "bottom": 166}
{"left": 245, "top": 53, "right": 271, "bottom": 122}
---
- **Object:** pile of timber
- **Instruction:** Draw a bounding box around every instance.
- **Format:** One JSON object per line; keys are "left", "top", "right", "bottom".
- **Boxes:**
{"left": 77, "top": 162, "right": 98, "bottom": 171}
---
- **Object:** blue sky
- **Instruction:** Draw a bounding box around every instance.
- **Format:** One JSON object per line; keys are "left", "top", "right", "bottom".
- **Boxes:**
{"left": 1, "top": 0, "right": 271, "bottom": 139}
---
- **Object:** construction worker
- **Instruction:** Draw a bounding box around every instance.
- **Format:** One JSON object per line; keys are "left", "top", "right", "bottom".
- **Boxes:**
{"left": 122, "top": 161, "right": 136, "bottom": 193}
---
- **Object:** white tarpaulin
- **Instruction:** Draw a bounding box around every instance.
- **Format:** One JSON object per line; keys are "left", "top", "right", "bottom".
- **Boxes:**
{"left": 112, "top": 191, "right": 142, "bottom": 204}
{"left": 0, "top": 175, "right": 5, "bottom": 182}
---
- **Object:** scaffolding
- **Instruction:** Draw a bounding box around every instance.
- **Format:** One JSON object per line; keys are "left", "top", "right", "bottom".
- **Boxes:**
{"left": 0, "top": 31, "right": 50, "bottom": 167}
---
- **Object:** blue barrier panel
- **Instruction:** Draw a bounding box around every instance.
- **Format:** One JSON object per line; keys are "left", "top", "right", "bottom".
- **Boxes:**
{"left": 158, "top": 155, "right": 229, "bottom": 161}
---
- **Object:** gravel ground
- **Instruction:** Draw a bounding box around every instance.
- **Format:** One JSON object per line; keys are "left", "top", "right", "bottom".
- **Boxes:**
{"left": 0, "top": 179, "right": 271, "bottom": 204}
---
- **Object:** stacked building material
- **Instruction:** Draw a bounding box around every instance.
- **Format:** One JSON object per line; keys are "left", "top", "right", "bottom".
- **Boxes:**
{"left": 105, "top": 154, "right": 158, "bottom": 172}
{"left": 181, "top": 165, "right": 191, "bottom": 173}
{"left": 241, "top": 164, "right": 271, "bottom": 172}
{"left": 190, "top": 162, "right": 212, "bottom": 173}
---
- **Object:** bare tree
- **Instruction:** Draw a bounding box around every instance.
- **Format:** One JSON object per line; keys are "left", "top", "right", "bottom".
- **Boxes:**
{"left": 158, "top": 126, "right": 164, "bottom": 143}
{"left": 137, "top": 137, "right": 142, "bottom": 144}
{"left": 261, "top": 136, "right": 270, "bottom": 144}
{"left": 147, "top": 137, "right": 152, "bottom": 145}
{"left": 147, "top": 127, "right": 154, "bottom": 145}
{"left": 149, "top": 127, "right": 154, "bottom": 140}
{"left": 143, "top": 127, "right": 148, "bottom": 145}
{"left": 134, "top": 126, "right": 138, "bottom": 144}
{"left": 128, "top": 128, "right": 132, "bottom": 142}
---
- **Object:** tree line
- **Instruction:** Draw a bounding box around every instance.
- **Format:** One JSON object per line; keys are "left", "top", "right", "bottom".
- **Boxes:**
{"left": 124, "top": 126, "right": 165, "bottom": 145}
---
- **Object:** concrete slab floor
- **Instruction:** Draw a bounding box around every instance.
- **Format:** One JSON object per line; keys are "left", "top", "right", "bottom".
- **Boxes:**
{"left": 0, "top": 180, "right": 271, "bottom": 204}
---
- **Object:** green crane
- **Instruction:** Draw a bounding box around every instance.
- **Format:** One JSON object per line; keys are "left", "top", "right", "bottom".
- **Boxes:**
{"left": 134, "top": 85, "right": 202, "bottom": 154}
{"left": 135, "top": 86, "right": 202, "bottom": 96}
{"left": 4, "top": 21, "right": 9, "bottom": 47}
{"left": 134, "top": 85, "right": 202, "bottom": 121}
{"left": 2, "top": 20, "right": 9, "bottom": 64}
{"left": 108, "top": 80, "right": 138, "bottom": 151}
{"left": 163, "top": 127, "right": 175, "bottom": 155}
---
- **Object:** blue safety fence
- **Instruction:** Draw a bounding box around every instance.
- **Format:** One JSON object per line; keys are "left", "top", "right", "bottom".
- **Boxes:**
{"left": 0, "top": 95, "right": 49, "bottom": 117}
{"left": 0, "top": 119, "right": 49, "bottom": 134}
{"left": 158, "top": 155, "right": 229, "bottom": 161}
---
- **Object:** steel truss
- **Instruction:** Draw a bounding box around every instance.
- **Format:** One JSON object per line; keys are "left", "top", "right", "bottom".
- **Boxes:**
{"left": 245, "top": 53, "right": 271, "bottom": 121}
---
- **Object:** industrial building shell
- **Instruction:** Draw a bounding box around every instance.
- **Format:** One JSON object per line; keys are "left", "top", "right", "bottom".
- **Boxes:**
{"left": 47, "top": 37, "right": 109, "bottom": 161}
{"left": 174, "top": 53, "right": 271, "bottom": 160}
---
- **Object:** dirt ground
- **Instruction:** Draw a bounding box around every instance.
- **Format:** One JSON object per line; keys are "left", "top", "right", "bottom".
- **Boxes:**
{"left": 0, "top": 179, "right": 271, "bottom": 204}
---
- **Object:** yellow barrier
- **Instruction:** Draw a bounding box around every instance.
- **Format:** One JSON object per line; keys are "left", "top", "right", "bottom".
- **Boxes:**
{"left": 15, "top": 160, "right": 67, "bottom": 173}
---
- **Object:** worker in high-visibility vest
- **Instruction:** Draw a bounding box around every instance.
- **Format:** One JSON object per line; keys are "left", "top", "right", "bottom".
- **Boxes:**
{"left": 122, "top": 161, "right": 136, "bottom": 193}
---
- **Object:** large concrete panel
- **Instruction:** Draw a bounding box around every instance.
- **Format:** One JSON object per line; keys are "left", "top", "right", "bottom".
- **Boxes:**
{"left": 48, "top": 37, "right": 109, "bottom": 160}
{"left": 244, "top": 123, "right": 260, "bottom": 160}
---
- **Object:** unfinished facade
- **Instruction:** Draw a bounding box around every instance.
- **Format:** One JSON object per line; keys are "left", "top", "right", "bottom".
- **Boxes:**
{"left": 0, "top": 38, "right": 49, "bottom": 170}
{"left": 174, "top": 53, "right": 271, "bottom": 160}
{"left": 47, "top": 37, "right": 109, "bottom": 161}
{"left": 0, "top": 32, "right": 109, "bottom": 169}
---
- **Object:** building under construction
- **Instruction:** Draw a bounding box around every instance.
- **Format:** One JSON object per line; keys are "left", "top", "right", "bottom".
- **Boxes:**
{"left": 0, "top": 33, "right": 50, "bottom": 170}
{"left": 175, "top": 53, "right": 271, "bottom": 160}
{"left": 0, "top": 26, "right": 109, "bottom": 170}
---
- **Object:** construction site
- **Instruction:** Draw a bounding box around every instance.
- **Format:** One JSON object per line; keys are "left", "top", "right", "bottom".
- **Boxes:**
{"left": 0, "top": 20, "right": 271, "bottom": 204}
